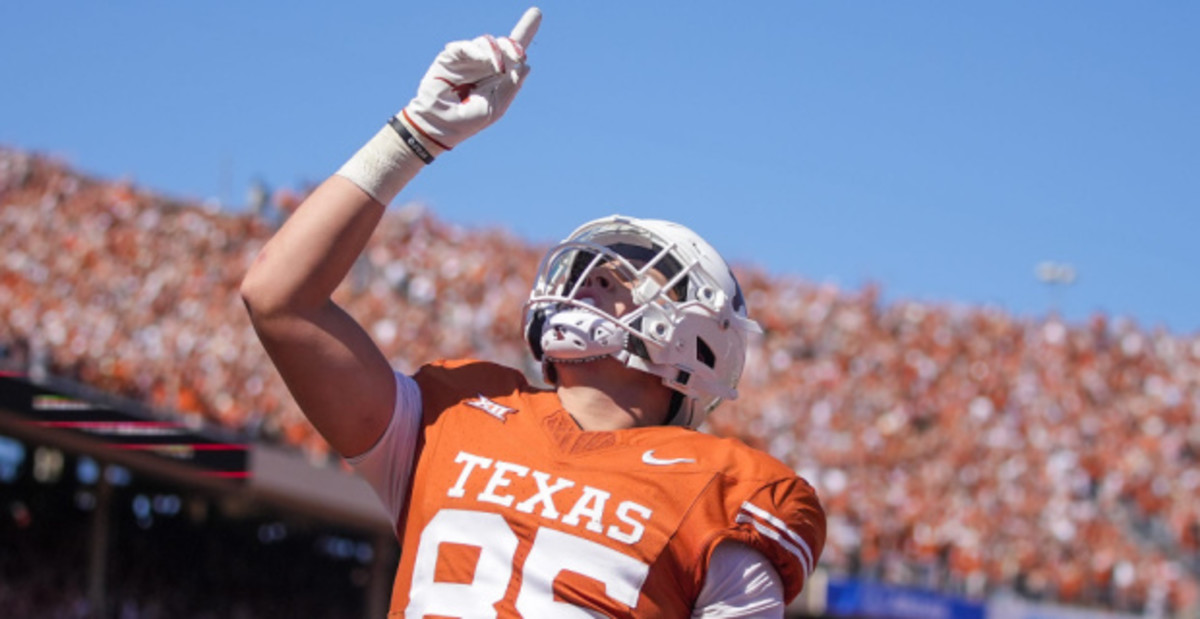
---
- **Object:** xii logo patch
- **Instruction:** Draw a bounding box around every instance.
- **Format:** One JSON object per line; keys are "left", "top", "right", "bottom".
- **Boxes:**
{"left": 465, "top": 395, "right": 516, "bottom": 421}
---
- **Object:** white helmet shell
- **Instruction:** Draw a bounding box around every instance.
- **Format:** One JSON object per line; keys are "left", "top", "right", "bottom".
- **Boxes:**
{"left": 523, "top": 215, "right": 761, "bottom": 428}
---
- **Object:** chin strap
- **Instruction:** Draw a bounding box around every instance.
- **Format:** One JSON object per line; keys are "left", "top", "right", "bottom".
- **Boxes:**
{"left": 539, "top": 308, "right": 627, "bottom": 363}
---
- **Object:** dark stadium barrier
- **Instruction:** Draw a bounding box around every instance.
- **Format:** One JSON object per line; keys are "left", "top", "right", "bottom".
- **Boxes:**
{"left": 0, "top": 371, "right": 249, "bottom": 480}
{"left": 0, "top": 370, "right": 397, "bottom": 617}
{"left": 0, "top": 370, "right": 391, "bottom": 532}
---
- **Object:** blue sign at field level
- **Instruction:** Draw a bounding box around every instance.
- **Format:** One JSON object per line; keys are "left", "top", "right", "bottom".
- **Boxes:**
{"left": 827, "top": 578, "right": 986, "bottom": 619}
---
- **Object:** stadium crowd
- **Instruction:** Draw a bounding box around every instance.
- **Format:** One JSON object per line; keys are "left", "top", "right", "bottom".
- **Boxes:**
{"left": 2, "top": 147, "right": 1198, "bottom": 616}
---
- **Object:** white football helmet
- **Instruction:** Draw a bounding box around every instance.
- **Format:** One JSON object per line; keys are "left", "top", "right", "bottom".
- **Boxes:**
{"left": 522, "top": 215, "right": 761, "bottom": 428}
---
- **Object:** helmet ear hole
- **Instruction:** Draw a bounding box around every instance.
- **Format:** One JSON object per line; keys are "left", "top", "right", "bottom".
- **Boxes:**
{"left": 696, "top": 338, "right": 716, "bottom": 369}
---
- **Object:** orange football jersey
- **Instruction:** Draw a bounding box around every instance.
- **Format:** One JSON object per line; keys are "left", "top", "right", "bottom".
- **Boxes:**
{"left": 389, "top": 359, "right": 825, "bottom": 618}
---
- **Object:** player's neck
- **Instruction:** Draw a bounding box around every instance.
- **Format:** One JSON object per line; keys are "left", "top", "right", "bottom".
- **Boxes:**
{"left": 554, "top": 358, "right": 673, "bottom": 431}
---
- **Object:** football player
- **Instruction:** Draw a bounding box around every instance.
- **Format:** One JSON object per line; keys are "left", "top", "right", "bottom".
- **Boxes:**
{"left": 241, "top": 7, "right": 825, "bottom": 617}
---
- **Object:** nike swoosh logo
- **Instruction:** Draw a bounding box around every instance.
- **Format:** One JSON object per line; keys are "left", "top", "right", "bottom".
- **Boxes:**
{"left": 641, "top": 450, "right": 695, "bottom": 466}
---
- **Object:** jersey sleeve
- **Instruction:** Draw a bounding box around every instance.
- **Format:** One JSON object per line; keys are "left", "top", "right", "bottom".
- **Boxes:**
{"left": 346, "top": 371, "right": 423, "bottom": 527}
{"left": 693, "top": 542, "right": 785, "bottom": 618}
{"left": 410, "top": 358, "right": 531, "bottom": 417}
{"left": 352, "top": 359, "right": 532, "bottom": 528}
{"left": 713, "top": 475, "right": 826, "bottom": 604}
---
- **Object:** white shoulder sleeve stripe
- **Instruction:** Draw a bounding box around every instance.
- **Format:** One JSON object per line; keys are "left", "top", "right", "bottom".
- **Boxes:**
{"left": 345, "top": 371, "right": 422, "bottom": 525}
{"left": 693, "top": 542, "right": 785, "bottom": 618}
{"left": 736, "top": 502, "right": 815, "bottom": 577}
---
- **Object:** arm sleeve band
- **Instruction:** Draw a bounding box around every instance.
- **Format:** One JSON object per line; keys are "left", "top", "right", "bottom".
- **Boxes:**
{"left": 693, "top": 542, "right": 786, "bottom": 618}
{"left": 346, "top": 372, "right": 423, "bottom": 525}
{"left": 335, "top": 122, "right": 427, "bottom": 206}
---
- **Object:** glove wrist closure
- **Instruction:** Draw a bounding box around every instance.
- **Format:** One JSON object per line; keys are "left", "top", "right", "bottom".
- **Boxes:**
{"left": 335, "top": 115, "right": 445, "bottom": 205}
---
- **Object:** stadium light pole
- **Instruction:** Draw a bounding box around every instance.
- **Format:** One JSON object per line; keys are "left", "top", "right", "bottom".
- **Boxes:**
{"left": 1035, "top": 261, "right": 1077, "bottom": 319}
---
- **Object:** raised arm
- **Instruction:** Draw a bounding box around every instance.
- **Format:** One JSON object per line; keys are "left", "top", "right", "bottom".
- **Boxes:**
{"left": 240, "top": 8, "right": 541, "bottom": 457}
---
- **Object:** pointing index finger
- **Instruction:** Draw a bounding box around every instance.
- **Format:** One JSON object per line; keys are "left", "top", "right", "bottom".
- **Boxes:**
{"left": 510, "top": 7, "right": 542, "bottom": 50}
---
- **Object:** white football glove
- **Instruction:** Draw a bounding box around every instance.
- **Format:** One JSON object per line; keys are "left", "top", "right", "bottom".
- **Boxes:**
{"left": 337, "top": 7, "right": 541, "bottom": 204}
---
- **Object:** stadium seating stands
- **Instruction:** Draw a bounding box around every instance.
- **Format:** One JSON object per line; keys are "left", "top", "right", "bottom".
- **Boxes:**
{"left": 2, "top": 147, "right": 1197, "bottom": 616}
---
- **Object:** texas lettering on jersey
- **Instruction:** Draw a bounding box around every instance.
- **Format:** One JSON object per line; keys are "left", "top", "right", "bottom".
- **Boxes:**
{"left": 447, "top": 450, "right": 655, "bottom": 545}
{"left": 389, "top": 359, "right": 826, "bottom": 618}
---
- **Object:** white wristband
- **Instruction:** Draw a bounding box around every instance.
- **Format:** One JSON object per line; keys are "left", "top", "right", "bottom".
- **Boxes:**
{"left": 335, "top": 118, "right": 441, "bottom": 206}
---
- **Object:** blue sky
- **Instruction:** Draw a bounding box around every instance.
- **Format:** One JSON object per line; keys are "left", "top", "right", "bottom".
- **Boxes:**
{"left": 3, "top": 2, "right": 1198, "bottom": 334}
